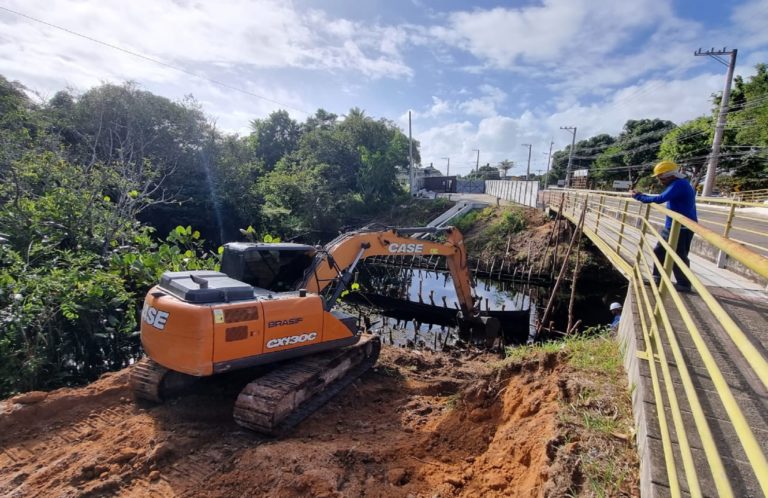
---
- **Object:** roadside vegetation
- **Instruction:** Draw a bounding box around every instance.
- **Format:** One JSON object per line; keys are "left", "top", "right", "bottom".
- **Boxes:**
{"left": 0, "top": 75, "right": 423, "bottom": 397}
{"left": 499, "top": 332, "right": 639, "bottom": 497}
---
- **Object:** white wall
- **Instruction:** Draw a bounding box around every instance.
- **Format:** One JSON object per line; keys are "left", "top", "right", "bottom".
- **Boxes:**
{"left": 485, "top": 180, "right": 539, "bottom": 208}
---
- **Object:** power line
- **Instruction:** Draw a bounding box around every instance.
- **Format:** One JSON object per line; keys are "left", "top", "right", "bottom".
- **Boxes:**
{"left": 0, "top": 5, "right": 311, "bottom": 115}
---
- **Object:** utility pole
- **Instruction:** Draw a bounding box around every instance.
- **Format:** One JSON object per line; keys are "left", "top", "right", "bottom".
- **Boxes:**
{"left": 408, "top": 111, "right": 414, "bottom": 194}
{"left": 472, "top": 149, "right": 480, "bottom": 175}
{"left": 695, "top": 47, "right": 738, "bottom": 197}
{"left": 560, "top": 127, "right": 577, "bottom": 188}
{"left": 521, "top": 144, "right": 532, "bottom": 180}
{"left": 522, "top": 144, "right": 532, "bottom": 207}
{"left": 544, "top": 140, "right": 554, "bottom": 189}
{"left": 441, "top": 157, "right": 450, "bottom": 176}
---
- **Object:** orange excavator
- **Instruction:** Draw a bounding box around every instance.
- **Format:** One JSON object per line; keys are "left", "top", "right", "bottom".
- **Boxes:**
{"left": 130, "top": 226, "right": 494, "bottom": 435}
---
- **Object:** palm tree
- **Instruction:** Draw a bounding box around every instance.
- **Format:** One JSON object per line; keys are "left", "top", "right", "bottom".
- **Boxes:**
{"left": 498, "top": 160, "right": 514, "bottom": 178}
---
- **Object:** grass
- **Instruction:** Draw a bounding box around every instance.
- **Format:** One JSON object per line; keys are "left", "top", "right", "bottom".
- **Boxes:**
{"left": 500, "top": 331, "right": 621, "bottom": 375}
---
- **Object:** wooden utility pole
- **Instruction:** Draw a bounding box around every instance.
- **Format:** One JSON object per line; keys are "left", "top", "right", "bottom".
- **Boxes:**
{"left": 695, "top": 47, "right": 738, "bottom": 197}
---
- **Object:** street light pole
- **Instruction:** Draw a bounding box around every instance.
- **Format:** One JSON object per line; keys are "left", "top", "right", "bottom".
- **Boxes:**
{"left": 560, "top": 126, "right": 577, "bottom": 188}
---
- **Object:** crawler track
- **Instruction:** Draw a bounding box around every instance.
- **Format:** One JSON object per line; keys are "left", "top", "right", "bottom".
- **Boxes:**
{"left": 233, "top": 334, "right": 381, "bottom": 436}
{"left": 129, "top": 357, "right": 169, "bottom": 402}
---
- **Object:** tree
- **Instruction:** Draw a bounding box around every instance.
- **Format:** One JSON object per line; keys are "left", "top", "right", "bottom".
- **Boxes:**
{"left": 550, "top": 134, "right": 615, "bottom": 182}
{"left": 250, "top": 110, "right": 302, "bottom": 170}
{"left": 658, "top": 117, "right": 712, "bottom": 184}
{"left": 498, "top": 160, "right": 513, "bottom": 177}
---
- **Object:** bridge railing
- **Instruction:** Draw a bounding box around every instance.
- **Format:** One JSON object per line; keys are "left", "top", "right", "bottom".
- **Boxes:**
{"left": 551, "top": 190, "right": 768, "bottom": 497}
{"left": 544, "top": 188, "right": 768, "bottom": 262}
{"left": 731, "top": 187, "right": 768, "bottom": 203}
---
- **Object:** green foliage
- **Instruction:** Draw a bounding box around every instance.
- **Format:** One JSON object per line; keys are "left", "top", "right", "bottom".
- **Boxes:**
{"left": 487, "top": 208, "right": 527, "bottom": 238}
{"left": 452, "top": 209, "right": 485, "bottom": 233}
{"left": 658, "top": 117, "right": 712, "bottom": 182}
{"left": 0, "top": 74, "right": 419, "bottom": 397}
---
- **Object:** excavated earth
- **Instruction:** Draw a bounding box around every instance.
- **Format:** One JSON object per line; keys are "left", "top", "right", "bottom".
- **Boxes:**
{"left": 0, "top": 346, "right": 634, "bottom": 498}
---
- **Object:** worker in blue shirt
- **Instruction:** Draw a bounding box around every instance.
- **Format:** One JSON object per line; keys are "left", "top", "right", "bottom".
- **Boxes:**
{"left": 630, "top": 161, "right": 698, "bottom": 292}
{"left": 609, "top": 302, "right": 622, "bottom": 331}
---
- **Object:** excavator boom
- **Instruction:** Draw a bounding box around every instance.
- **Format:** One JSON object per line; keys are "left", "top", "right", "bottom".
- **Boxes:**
{"left": 301, "top": 226, "right": 476, "bottom": 316}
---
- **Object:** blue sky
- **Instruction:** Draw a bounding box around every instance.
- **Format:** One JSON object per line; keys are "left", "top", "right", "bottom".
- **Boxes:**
{"left": 1, "top": 0, "right": 767, "bottom": 176}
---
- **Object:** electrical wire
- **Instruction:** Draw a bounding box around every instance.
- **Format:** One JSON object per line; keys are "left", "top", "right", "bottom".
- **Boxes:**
{"left": 0, "top": 5, "right": 311, "bottom": 115}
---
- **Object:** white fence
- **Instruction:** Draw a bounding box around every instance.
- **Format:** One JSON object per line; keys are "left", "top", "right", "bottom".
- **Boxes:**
{"left": 485, "top": 180, "right": 539, "bottom": 208}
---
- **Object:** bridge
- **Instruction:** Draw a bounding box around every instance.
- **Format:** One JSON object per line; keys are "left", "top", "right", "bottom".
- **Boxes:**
{"left": 545, "top": 189, "right": 768, "bottom": 498}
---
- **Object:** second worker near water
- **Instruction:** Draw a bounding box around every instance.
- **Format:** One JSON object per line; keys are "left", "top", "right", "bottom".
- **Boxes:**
{"left": 629, "top": 160, "right": 698, "bottom": 293}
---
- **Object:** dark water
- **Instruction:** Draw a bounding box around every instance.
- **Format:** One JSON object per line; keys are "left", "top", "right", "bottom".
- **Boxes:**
{"left": 343, "top": 263, "right": 626, "bottom": 350}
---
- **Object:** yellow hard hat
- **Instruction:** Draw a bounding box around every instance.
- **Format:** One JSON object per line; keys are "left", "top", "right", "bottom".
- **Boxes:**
{"left": 653, "top": 160, "right": 678, "bottom": 177}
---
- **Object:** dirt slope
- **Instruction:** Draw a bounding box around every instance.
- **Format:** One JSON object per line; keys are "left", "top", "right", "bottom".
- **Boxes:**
{"left": 0, "top": 346, "right": 633, "bottom": 497}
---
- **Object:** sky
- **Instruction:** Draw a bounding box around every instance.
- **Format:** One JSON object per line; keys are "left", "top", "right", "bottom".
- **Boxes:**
{"left": 1, "top": 0, "right": 767, "bottom": 176}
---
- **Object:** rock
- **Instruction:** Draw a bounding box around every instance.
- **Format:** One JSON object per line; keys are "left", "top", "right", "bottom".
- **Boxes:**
{"left": 149, "top": 470, "right": 161, "bottom": 481}
{"left": 486, "top": 475, "right": 507, "bottom": 490}
{"left": 387, "top": 467, "right": 410, "bottom": 486}
{"left": 12, "top": 391, "right": 48, "bottom": 405}
{"left": 445, "top": 476, "right": 463, "bottom": 487}
{"left": 112, "top": 448, "right": 138, "bottom": 464}
{"left": 147, "top": 442, "right": 174, "bottom": 462}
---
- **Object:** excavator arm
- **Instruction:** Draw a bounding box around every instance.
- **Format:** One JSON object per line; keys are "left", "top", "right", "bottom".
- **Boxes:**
{"left": 299, "top": 226, "right": 477, "bottom": 317}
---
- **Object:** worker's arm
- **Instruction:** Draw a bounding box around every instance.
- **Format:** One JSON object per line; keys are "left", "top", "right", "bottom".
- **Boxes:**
{"left": 632, "top": 182, "right": 678, "bottom": 204}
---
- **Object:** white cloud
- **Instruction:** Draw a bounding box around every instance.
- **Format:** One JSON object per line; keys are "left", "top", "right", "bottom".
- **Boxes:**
{"left": 731, "top": 0, "right": 768, "bottom": 48}
{"left": 435, "top": 0, "right": 667, "bottom": 67}
{"left": 417, "top": 73, "right": 725, "bottom": 176}
{"left": 458, "top": 84, "right": 506, "bottom": 117}
{"left": 0, "top": 0, "right": 414, "bottom": 97}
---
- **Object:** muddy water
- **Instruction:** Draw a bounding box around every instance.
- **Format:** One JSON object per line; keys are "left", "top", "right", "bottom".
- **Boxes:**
{"left": 345, "top": 264, "right": 625, "bottom": 350}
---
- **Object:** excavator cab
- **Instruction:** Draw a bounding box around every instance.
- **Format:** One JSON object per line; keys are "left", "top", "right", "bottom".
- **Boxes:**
{"left": 221, "top": 242, "right": 317, "bottom": 292}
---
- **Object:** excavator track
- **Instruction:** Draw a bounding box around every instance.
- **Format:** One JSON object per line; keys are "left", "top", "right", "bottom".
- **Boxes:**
{"left": 130, "top": 358, "right": 168, "bottom": 402}
{"left": 130, "top": 357, "right": 197, "bottom": 403}
{"left": 233, "top": 334, "right": 381, "bottom": 436}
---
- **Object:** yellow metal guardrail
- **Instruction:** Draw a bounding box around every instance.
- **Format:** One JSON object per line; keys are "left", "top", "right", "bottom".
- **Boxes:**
{"left": 545, "top": 188, "right": 768, "bottom": 262}
{"left": 551, "top": 190, "right": 768, "bottom": 497}
{"left": 731, "top": 188, "right": 768, "bottom": 203}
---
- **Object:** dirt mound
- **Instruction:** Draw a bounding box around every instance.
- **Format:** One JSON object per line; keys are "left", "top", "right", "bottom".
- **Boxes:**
{"left": 0, "top": 347, "right": 619, "bottom": 497}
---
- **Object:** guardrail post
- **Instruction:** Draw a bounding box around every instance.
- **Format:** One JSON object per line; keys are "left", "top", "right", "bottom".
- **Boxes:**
{"left": 716, "top": 200, "right": 737, "bottom": 268}
{"left": 660, "top": 220, "right": 682, "bottom": 294}
{"left": 634, "top": 204, "right": 651, "bottom": 267}
{"left": 595, "top": 194, "right": 605, "bottom": 231}
{"left": 616, "top": 199, "right": 630, "bottom": 256}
